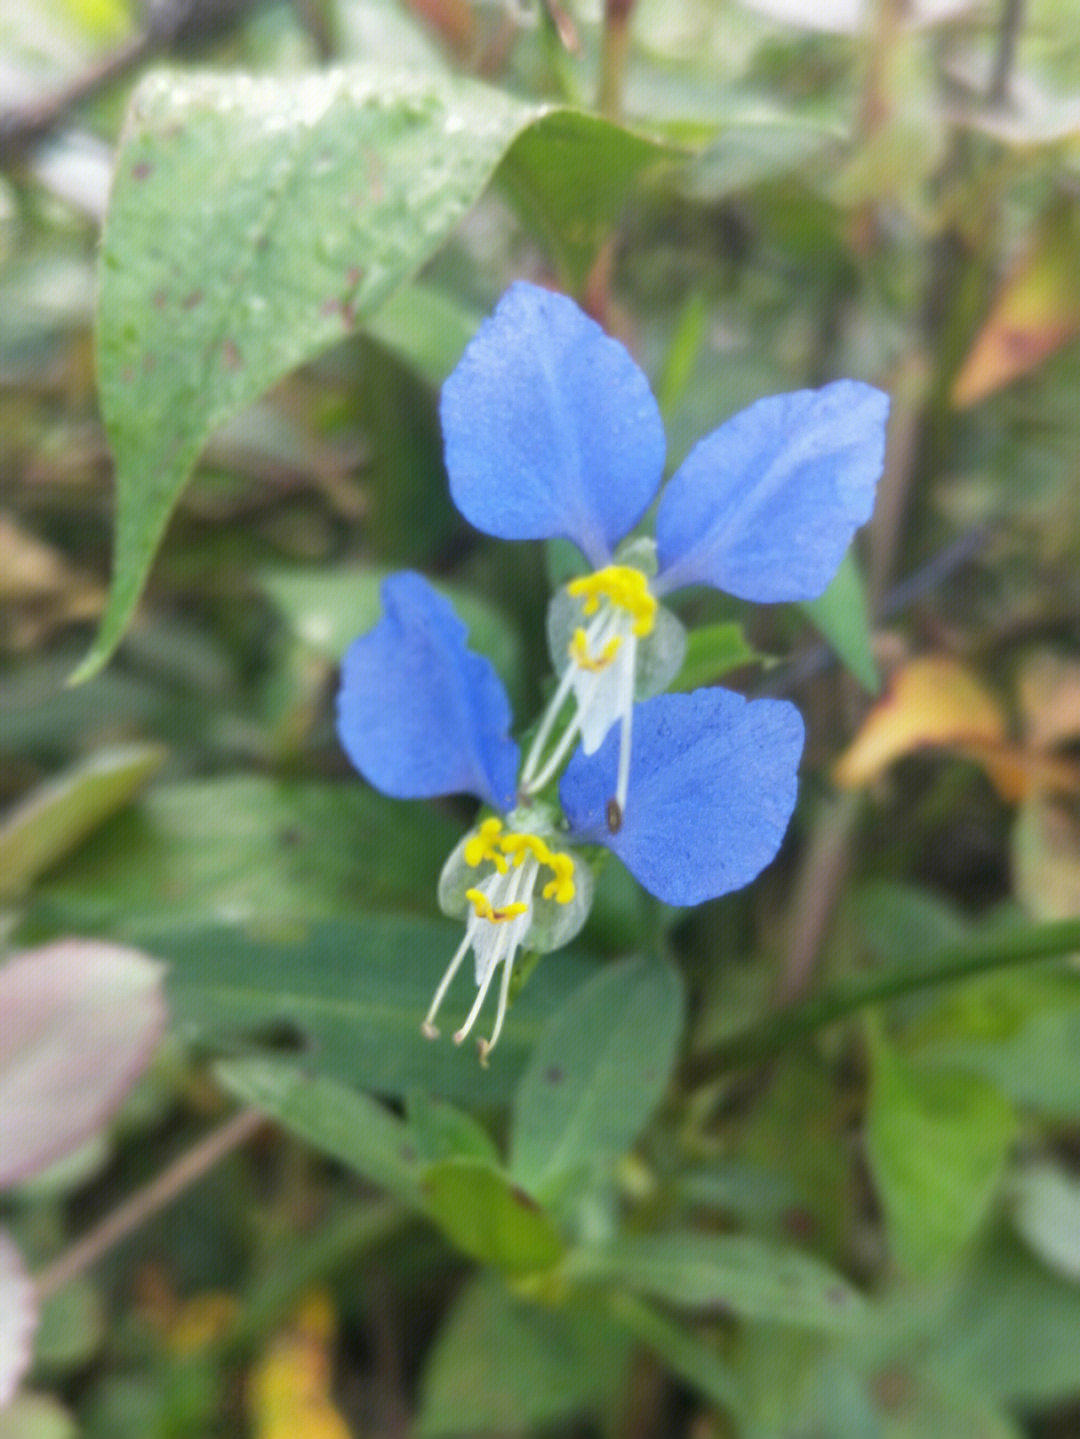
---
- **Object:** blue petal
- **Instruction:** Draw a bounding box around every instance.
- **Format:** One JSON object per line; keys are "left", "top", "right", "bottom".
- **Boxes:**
{"left": 560, "top": 689, "right": 804, "bottom": 906}
{"left": 440, "top": 282, "right": 666, "bottom": 568}
{"left": 654, "top": 382, "right": 889, "bottom": 602}
{"left": 336, "top": 571, "right": 519, "bottom": 812}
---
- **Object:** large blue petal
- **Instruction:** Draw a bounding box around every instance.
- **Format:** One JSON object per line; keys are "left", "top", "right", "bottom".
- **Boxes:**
{"left": 654, "top": 381, "right": 889, "bottom": 602}
{"left": 336, "top": 571, "right": 519, "bottom": 811}
{"left": 560, "top": 689, "right": 804, "bottom": 906}
{"left": 440, "top": 282, "right": 666, "bottom": 568}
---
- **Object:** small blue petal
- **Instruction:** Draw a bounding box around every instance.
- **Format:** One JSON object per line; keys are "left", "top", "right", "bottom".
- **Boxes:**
{"left": 440, "top": 282, "right": 666, "bottom": 568}
{"left": 336, "top": 571, "right": 519, "bottom": 812}
{"left": 654, "top": 381, "right": 889, "bottom": 602}
{"left": 560, "top": 689, "right": 804, "bottom": 907}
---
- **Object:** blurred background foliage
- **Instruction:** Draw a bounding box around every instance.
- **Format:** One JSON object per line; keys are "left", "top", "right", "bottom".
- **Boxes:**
{"left": 5, "top": 0, "right": 1080, "bottom": 1433}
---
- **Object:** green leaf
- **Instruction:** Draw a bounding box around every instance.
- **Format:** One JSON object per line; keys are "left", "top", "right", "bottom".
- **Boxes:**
{"left": 917, "top": 1002, "right": 1080, "bottom": 1120}
{"left": 0, "top": 743, "right": 166, "bottom": 899}
{"left": 571, "top": 1233, "right": 863, "bottom": 1331}
{"left": 81, "top": 65, "right": 531, "bottom": 680}
{"left": 29, "top": 777, "right": 459, "bottom": 931}
{"left": 32, "top": 1279, "right": 104, "bottom": 1372}
{"left": 416, "top": 1273, "right": 630, "bottom": 1438}
{"left": 865, "top": 1030, "right": 1016, "bottom": 1274}
{"left": 1010, "top": 1160, "right": 1080, "bottom": 1280}
{"left": 937, "top": 1230, "right": 1080, "bottom": 1405}
{"left": 499, "top": 110, "right": 677, "bottom": 293}
{"left": 607, "top": 1293, "right": 742, "bottom": 1417}
{"left": 509, "top": 955, "right": 684, "bottom": 1202}
{"left": 405, "top": 1092, "right": 501, "bottom": 1167}
{"left": 422, "top": 1158, "right": 564, "bottom": 1273}
{"left": 671, "top": 622, "right": 758, "bottom": 691}
{"left": 801, "top": 548, "right": 879, "bottom": 693}
{"left": 217, "top": 1058, "right": 427, "bottom": 1206}
{"left": 362, "top": 281, "right": 483, "bottom": 387}
{"left": 81, "top": 66, "right": 677, "bottom": 679}
{"left": 163, "top": 916, "right": 596, "bottom": 1105}
{"left": 0, "top": 1394, "right": 77, "bottom": 1439}
{"left": 691, "top": 915, "right": 1080, "bottom": 1077}
{"left": 682, "top": 109, "right": 843, "bottom": 199}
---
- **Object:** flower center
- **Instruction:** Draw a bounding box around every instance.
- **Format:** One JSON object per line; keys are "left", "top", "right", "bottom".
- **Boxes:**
{"left": 521, "top": 566, "right": 654, "bottom": 827}
{"left": 423, "top": 818, "right": 575, "bottom": 1062}
{"left": 566, "top": 565, "right": 657, "bottom": 638}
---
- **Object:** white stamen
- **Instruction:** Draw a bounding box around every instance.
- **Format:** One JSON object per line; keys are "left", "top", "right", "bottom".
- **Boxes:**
{"left": 422, "top": 926, "right": 473, "bottom": 1038}
{"left": 611, "top": 631, "right": 638, "bottom": 823}
{"left": 521, "top": 660, "right": 579, "bottom": 789}
{"left": 478, "top": 944, "right": 517, "bottom": 1065}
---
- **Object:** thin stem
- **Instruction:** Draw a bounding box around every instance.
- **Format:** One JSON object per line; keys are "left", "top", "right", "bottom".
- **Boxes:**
{"left": 597, "top": 0, "right": 636, "bottom": 121}
{"left": 988, "top": 0, "right": 1025, "bottom": 106}
{"left": 34, "top": 1107, "right": 264, "bottom": 1301}
{"left": 686, "top": 916, "right": 1080, "bottom": 1083}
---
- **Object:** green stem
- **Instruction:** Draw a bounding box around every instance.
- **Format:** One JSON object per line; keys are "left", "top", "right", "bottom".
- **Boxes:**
{"left": 597, "top": 0, "right": 635, "bottom": 121}
{"left": 687, "top": 916, "right": 1080, "bottom": 1082}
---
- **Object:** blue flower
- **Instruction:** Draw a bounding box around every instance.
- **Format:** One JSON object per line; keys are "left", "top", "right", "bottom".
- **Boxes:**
{"left": 441, "top": 281, "right": 888, "bottom": 818}
{"left": 336, "top": 572, "right": 803, "bottom": 1056}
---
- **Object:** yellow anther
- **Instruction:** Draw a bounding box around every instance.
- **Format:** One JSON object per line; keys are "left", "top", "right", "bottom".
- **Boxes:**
{"left": 464, "top": 816, "right": 508, "bottom": 873}
{"left": 465, "top": 888, "right": 528, "bottom": 923}
{"left": 566, "top": 565, "right": 657, "bottom": 638}
{"left": 570, "top": 627, "right": 623, "bottom": 673}
{"left": 465, "top": 824, "right": 576, "bottom": 909}
{"left": 541, "top": 851, "right": 576, "bottom": 904}
{"left": 500, "top": 832, "right": 553, "bottom": 868}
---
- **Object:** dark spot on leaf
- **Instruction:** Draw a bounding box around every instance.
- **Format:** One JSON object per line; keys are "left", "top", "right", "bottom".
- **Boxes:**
{"left": 399, "top": 1144, "right": 417, "bottom": 1164}
{"left": 509, "top": 1185, "right": 542, "bottom": 1212}
{"left": 181, "top": 290, "right": 204, "bottom": 310}
{"left": 152, "top": 289, "right": 168, "bottom": 310}
{"left": 131, "top": 160, "right": 153, "bottom": 181}
{"left": 341, "top": 300, "right": 356, "bottom": 328}
{"left": 828, "top": 1285, "right": 850, "bottom": 1306}
{"left": 871, "top": 1367, "right": 912, "bottom": 1411}
{"left": 545, "top": 1066, "right": 564, "bottom": 1084}
{"left": 221, "top": 340, "right": 243, "bottom": 371}
{"left": 346, "top": 265, "right": 364, "bottom": 288}
{"left": 278, "top": 825, "right": 303, "bottom": 848}
{"left": 320, "top": 298, "right": 339, "bottom": 318}
{"left": 783, "top": 1207, "right": 818, "bottom": 1242}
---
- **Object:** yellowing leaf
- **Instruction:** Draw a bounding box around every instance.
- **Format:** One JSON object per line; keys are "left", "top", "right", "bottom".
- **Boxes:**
{"left": 248, "top": 1290, "right": 351, "bottom": 1439}
{"left": 951, "top": 200, "right": 1080, "bottom": 408}
{"left": 1018, "top": 651, "right": 1080, "bottom": 753}
{"left": 833, "top": 656, "right": 1006, "bottom": 789}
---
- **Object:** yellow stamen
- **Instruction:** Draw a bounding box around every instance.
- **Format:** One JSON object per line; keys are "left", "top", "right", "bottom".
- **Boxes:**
{"left": 541, "top": 852, "right": 575, "bottom": 904}
{"left": 462, "top": 823, "right": 577, "bottom": 907}
{"left": 567, "top": 565, "right": 657, "bottom": 637}
{"left": 464, "top": 816, "right": 508, "bottom": 873}
{"left": 570, "top": 627, "right": 623, "bottom": 673}
{"left": 500, "top": 832, "right": 553, "bottom": 867}
{"left": 465, "top": 888, "right": 528, "bottom": 923}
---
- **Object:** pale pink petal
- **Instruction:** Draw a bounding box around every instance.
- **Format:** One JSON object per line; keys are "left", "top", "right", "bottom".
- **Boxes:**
{"left": 0, "top": 940, "right": 167, "bottom": 1189}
